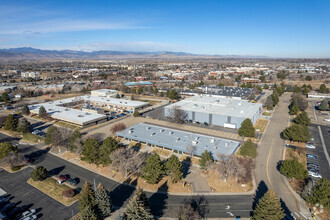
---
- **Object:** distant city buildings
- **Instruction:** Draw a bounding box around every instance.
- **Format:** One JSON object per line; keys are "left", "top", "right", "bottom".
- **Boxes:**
{"left": 21, "top": 71, "right": 40, "bottom": 79}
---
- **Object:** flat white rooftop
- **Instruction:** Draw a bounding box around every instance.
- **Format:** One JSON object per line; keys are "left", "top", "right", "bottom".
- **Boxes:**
{"left": 29, "top": 95, "right": 148, "bottom": 125}
{"left": 117, "top": 123, "right": 240, "bottom": 159}
{"left": 165, "top": 95, "right": 262, "bottom": 119}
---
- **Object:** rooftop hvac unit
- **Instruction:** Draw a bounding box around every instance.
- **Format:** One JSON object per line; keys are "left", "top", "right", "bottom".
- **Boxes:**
{"left": 192, "top": 141, "right": 198, "bottom": 145}
{"left": 146, "top": 127, "right": 151, "bottom": 130}
{"left": 225, "top": 143, "right": 229, "bottom": 147}
{"left": 240, "top": 110, "right": 244, "bottom": 114}
{"left": 195, "top": 136, "right": 199, "bottom": 141}
{"left": 176, "top": 137, "right": 180, "bottom": 142}
{"left": 210, "top": 139, "right": 215, "bottom": 143}
{"left": 169, "top": 131, "right": 173, "bottom": 135}
{"left": 159, "top": 129, "right": 164, "bottom": 133}
{"left": 150, "top": 132, "right": 155, "bottom": 136}
{"left": 128, "top": 130, "right": 133, "bottom": 134}
{"left": 129, "top": 127, "right": 134, "bottom": 130}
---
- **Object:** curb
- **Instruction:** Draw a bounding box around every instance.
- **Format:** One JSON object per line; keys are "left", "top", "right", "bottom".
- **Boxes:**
{"left": 48, "top": 150, "right": 256, "bottom": 196}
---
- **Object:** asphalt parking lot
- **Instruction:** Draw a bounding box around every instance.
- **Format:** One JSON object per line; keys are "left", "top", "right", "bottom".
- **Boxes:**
{"left": 308, "top": 124, "right": 330, "bottom": 180}
{"left": 0, "top": 168, "right": 78, "bottom": 220}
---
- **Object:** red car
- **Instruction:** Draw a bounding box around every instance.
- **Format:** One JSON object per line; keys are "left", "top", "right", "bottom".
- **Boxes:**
{"left": 59, "top": 174, "right": 69, "bottom": 181}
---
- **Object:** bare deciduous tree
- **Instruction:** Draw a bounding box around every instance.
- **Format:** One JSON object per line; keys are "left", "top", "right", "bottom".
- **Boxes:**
{"left": 110, "top": 147, "right": 149, "bottom": 178}
{"left": 168, "top": 106, "right": 187, "bottom": 124}
{"left": 177, "top": 196, "right": 209, "bottom": 220}
{"left": 110, "top": 123, "right": 126, "bottom": 134}
{"left": 0, "top": 152, "right": 26, "bottom": 167}
{"left": 186, "top": 145, "right": 197, "bottom": 157}
{"left": 212, "top": 154, "right": 245, "bottom": 183}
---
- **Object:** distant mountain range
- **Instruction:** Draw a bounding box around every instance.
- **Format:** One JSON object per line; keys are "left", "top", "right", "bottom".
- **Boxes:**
{"left": 0, "top": 47, "right": 268, "bottom": 60}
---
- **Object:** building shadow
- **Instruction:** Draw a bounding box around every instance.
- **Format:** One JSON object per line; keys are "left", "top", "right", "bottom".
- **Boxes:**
{"left": 252, "top": 181, "right": 268, "bottom": 213}
{"left": 109, "top": 179, "right": 137, "bottom": 209}
{"left": 30, "top": 121, "right": 45, "bottom": 130}
{"left": 37, "top": 124, "right": 52, "bottom": 131}
{"left": 149, "top": 180, "right": 168, "bottom": 217}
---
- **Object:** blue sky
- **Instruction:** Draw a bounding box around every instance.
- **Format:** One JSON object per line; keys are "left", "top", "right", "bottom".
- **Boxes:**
{"left": 0, "top": 0, "right": 329, "bottom": 57}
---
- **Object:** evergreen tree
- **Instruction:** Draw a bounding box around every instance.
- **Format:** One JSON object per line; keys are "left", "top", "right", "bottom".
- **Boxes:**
{"left": 289, "top": 105, "right": 299, "bottom": 115}
{"left": 280, "top": 159, "right": 308, "bottom": 180}
{"left": 38, "top": 106, "right": 47, "bottom": 118}
{"left": 116, "top": 93, "right": 121, "bottom": 99}
{"left": 165, "top": 155, "right": 183, "bottom": 183}
{"left": 239, "top": 139, "right": 257, "bottom": 158}
{"left": 319, "top": 84, "right": 329, "bottom": 93}
{"left": 125, "top": 187, "right": 153, "bottom": 220}
{"left": 294, "top": 111, "right": 310, "bottom": 126}
{"left": 142, "top": 154, "right": 164, "bottom": 184}
{"left": 4, "top": 114, "right": 18, "bottom": 131}
{"left": 282, "top": 124, "right": 311, "bottom": 142}
{"left": 17, "top": 117, "right": 31, "bottom": 133}
{"left": 79, "top": 181, "right": 97, "bottom": 220}
{"left": 199, "top": 150, "right": 213, "bottom": 169}
{"left": 271, "top": 92, "right": 279, "bottom": 106}
{"left": 95, "top": 183, "right": 112, "bottom": 218}
{"left": 318, "top": 99, "right": 328, "bottom": 111}
{"left": 1, "top": 92, "right": 10, "bottom": 103}
{"left": 22, "top": 104, "right": 30, "bottom": 115}
{"left": 0, "top": 142, "right": 18, "bottom": 160}
{"left": 44, "top": 126, "right": 60, "bottom": 145}
{"left": 133, "top": 111, "right": 139, "bottom": 117}
{"left": 81, "top": 138, "right": 100, "bottom": 164}
{"left": 98, "top": 137, "right": 118, "bottom": 166}
{"left": 305, "top": 178, "right": 330, "bottom": 209}
{"left": 252, "top": 190, "right": 285, "bottom": 220}
{"left": 30, "top": 166, "right": 48, "bottom": 181}
{"left": 263, "top": 84, "right": 269, "bottom": 89}
{"left": 238, "top": 118, "right": 255, "bottom": 137}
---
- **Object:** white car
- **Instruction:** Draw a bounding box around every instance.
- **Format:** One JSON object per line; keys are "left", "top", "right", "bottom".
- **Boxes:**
{"left": 21, "top": 215, "right": 37, "bottom": 220}
{"left": 21, "top": 209, "right": 36, "bottom": 218}
{"left": 308, "top": 171, "right": 322, "bottom": 179}
{"left": 306, "top": 144, "right": 316, "bottom": 149}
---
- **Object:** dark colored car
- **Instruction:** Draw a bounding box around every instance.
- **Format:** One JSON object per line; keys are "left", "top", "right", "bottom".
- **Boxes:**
{"left": 67, "top": 178, "right": 79, "bottom": 186}
{"left": 204, "top": 122, "right": 208, "bottom": 126}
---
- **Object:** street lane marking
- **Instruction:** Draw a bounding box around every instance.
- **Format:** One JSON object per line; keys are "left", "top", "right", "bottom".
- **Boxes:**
{"left": 266, "top": 138, "right": 274, "bottom": 189}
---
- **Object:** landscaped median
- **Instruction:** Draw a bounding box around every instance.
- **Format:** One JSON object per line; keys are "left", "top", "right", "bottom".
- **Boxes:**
{"left": 27, "top": 177, "right": 79, "bottom": 206}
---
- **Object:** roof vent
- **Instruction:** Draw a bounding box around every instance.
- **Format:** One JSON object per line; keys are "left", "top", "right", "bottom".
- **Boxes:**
{"left": 176, "top": 137, "right": 180, "bottom": 142}
{"left": 150, "top": 132, "right": 155, "bottom": 136}
{"left": 128, "top": 130, "right": 133, "bottom": 134}
{"left": 169, "top": 131, "right": 173, "bottom": 135}
{"left": 192, "top": 141, "right": 198, "bottom": 145}
{"left": 146, "top": 127, "right": 151, "bottom": 130}
{"left": 210, "top": 139, "right": 215, "bottom": 143}
{"left": 159, "top": 129, "right": 164, "bottom": 133}
{"left": 225, "top": 143, "right": 229, "bottom": 147}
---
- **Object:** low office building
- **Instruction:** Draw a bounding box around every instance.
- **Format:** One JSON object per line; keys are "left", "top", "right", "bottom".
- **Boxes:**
{"left": 29, "top": 94, "right": 148, "bottom": 127}
{"left": 91, "top": 89, "right": 118, "bottom": 98}
{"left": 21, "top": 71, "right": 40, "bottom": 79}
{"left": 164, "top": 95, "right": 262, "bottom": 129}
{"left": 117, "top": 123, "right": 240, "bottom": 160}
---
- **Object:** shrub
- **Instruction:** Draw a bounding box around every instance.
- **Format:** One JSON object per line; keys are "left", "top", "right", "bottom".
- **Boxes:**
{"left": 133, "top": 111, "right": 139, "bottom": 117}
{"left": 280, "top": 159, "right": 308, "bottom": 180}
{"left": 239, "top": 140, "right": 257, "bottom": 158}
{"left": 11, "top": 166, "right": 21, "bottom": 171}
{"left": 110, "top": 123, "right": 126, "bottom": 134}
{"left": 62, "top": 188, "right": 75, "bottom": 199}
{"left": 31, "top": 166, "right": 48, "bottom": 181}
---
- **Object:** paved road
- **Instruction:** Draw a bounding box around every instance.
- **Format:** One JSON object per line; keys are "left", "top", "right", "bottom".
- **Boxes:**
{"left": 255, "top": 92, "right": 313, "bottom": 220}
{"left": 0, "top": 133, "right": 253, "bottom": 219}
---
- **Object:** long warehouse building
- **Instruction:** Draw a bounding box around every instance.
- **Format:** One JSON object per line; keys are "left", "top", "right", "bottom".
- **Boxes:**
{"left": 164, "top": 95, "right": 262, "bottom": 129}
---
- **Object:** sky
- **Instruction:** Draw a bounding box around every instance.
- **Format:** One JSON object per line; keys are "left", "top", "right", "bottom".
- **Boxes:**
{"left": 0, "top": 0, "right": 329, "bottom": 58}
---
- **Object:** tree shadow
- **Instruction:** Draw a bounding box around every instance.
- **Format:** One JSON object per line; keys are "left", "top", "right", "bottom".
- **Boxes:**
{"left": 277, "top": 160, "right": 284, "bottom": 172}
{"left": 26, "top": 147, "right": 50, "bottom": 162}
{"left": 280, "top": 199, "right": 292, "bottom": 219}
{"left": 182, "top": 156, "right": 192, "bottom": 178}
{"left": 149, "top": 180, "right": 168, "bottom": 217}
{"left": 189, "top": 195, "right": 209, "bottom": 218}
{"left": 48, "top": 166, "right": 66, "bottom": 176}
{"left": 37, "top": 124, "right": 52, "bottom": 131}
{"left": 30, "top": 121, "right": 45, "bottom": 130}
{"left": 252, "top": 181, "right": 268, "bottom": 213}
{"left": 109, "top": 179, "right": 137, "bottom": 209}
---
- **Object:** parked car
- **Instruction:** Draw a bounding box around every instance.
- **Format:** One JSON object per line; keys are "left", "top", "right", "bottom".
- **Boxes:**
{"left": 0, "top": 197, "right": 10, "bottom": 205}
{"left": 306, "top": 154, "right": 317, "bottom": 159}
{"left": 309, "top": 171, "right": 322, "bottom": 179}
{"left": 67, "top": 178, "right": 79, "bottom": 186}
{"left": 21, "top": 214, "right": 37, "bottom": 220}
{"left": 1, "top": 203, "right": 15, "bottom": 212}
{"left": 307, "top": 167, "right": 319, "bottom": 172}
{"left": 307, "top": 163, "right": 319, "bottom": 169}
{"left": 21, "top": 209, "right": 36, "bottom": 218}
{"left": 32, "top": 130, "right": 41, "bottom": 135}
{"left": 58, "top": 174, "right": 69, "bottom": 184}
{"left": 306, "top": 144, "right": 316, "bottom": 149}
{"left": 203, "top": 122, "right": 208, "bottom": 126}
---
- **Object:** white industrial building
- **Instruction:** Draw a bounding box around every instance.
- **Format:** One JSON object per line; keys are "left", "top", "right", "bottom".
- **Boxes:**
{"left": 164, "top": 95, "right": 262, "bottom": 129}
{"left": 91, "top": 89, "right": 118, "bottom": 98}
{"left": 28, "top": 91, "right": 148, "bottom": 127}
{"left": 21, "top": 72, "right": 40, "bottom": 79}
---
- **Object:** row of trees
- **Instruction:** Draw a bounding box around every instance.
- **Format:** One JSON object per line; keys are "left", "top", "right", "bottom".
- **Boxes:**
{"left": 288, "top": 93, "right": 308, "bottom": 115}
{"left": 265, "top": 83, "right": 285, "bottom": 110}
{"left": 2, "top": 114, "right": 31, "bottom": 133}
{"left": 79, "top": 181, "right": 112, "bottom": 220}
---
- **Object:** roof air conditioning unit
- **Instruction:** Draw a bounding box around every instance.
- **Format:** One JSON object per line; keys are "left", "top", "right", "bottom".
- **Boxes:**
{"left": 146, "top": 127, "right": 150, "bottom": 130}
{"left": 176, "top": 137, "right": 180, "bottom": 142}
{"left": 150, "top": 132, "right": 155, "bottom": 136}
{"left": 128, "top": 130, "right": 133, "bottom": 134}
{"left": 210, "top": 139, "right": 215, "bottom": 143}
{"left": 192, "top": 141, "right": 198, "bottom": 145}
{"left": 169, "top": 131, "right": 173, "bottom": 135}
{"left": 225, "top": 143, "right": 229, "bottom": 147}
